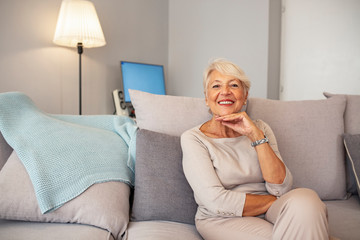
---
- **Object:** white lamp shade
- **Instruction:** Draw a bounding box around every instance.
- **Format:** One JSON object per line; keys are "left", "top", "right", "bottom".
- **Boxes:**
{"left": 53, "top": 0, "right": 106, "bottom": 48}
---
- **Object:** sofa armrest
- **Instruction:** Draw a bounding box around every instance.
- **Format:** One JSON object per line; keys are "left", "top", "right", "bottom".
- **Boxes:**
{"left": 0, "top": 131, "right": 12, "bottom": 171}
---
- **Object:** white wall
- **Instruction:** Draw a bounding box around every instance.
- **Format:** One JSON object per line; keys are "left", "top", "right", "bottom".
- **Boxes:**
{"left": 0, "top": 0, "right": 168, "bottom": 114}
{"left": 0, "top": 0, "right": 281, "bottom": 115}
{"left": 168, "top": 0, "right": 271, "bottom": 99}
{"left": 280, "top": 0, "right": 360, "bottom": 100}
{"left": 2, "top": 0, "right": 357, "bottom": 113}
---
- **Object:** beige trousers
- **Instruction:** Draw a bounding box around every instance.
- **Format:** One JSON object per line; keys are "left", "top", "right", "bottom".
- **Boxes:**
{"left": 196, "top": 188, "right": 329, "bottom": 240}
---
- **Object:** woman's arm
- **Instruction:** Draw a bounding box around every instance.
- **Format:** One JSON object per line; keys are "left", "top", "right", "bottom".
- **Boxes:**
{"left": 250, "top": 130, "right": 286, "bottom": 184}
{"left": 243, "top": 194, "right": 277, "bottom": 216}
{"left": 216, "top": 112, "right": 286, "bottom": 184}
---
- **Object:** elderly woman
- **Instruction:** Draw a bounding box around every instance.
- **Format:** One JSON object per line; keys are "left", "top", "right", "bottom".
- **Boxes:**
{"left": 181, "top": 59, "right": 329, "bottom": 240}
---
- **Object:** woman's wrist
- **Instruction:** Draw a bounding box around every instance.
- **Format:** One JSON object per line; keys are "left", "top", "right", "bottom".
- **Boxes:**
{"left": 248, "top": 129, "right": 265, "bottom": 142}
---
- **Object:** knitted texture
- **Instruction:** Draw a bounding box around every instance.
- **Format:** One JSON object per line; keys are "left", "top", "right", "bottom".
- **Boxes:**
{"left": 0, "top": 92, "right": 137, "bottom": 213}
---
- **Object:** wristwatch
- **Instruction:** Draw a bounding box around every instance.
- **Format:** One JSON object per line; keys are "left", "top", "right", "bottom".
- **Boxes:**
{"left": 251, "top": 135, "right": 269, "bottom": 147}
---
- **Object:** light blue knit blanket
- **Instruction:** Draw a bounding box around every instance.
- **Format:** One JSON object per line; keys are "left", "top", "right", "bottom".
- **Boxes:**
{"left": 0, "top": 92, "right": 138, "bottom": 214}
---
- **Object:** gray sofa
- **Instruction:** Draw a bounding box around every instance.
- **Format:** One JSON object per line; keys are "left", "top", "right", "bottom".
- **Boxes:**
{"left": 0, "top": 90, "right": 360, "bottom": 240}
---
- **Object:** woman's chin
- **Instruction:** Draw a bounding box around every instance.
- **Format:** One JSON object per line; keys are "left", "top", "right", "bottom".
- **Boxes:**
{"left": 213, "top": 113, "right": 230, "bottom": 118}
{"left": 216, "top": 110, "right": 237, "bottom": 116}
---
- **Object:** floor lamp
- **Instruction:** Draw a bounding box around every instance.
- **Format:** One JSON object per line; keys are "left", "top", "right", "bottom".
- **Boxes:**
{"left": 53, "top": 0, "right": 106, "bottom": 115}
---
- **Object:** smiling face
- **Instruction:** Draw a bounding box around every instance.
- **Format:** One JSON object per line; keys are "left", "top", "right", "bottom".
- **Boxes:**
{"left": 205, "top": 70, "right": 248, "bottom": 117}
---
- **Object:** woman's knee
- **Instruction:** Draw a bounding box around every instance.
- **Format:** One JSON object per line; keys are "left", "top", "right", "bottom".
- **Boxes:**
{"left": 288, "top": 188, "right": 325, "bottom": 206}
{"left": 269, "top": 188, "right": 329, "bottom": 240}
{"left": 281, "top": 188, "right": 327, "bottom": 217}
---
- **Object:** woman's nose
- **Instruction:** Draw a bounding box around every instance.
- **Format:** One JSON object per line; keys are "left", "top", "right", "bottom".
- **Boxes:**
{"left": 220, "top": 85, "right": 231, "bottom": 94}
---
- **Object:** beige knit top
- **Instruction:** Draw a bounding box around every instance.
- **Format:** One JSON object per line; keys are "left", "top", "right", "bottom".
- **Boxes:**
{"left": 181, "top": 119, "right": 293, "bottom": 220}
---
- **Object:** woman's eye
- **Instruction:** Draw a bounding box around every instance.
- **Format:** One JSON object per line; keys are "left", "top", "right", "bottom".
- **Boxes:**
{"left": 212, "top": 84, "right": 220, "bottom": 88}
{"left": 231, "top": 84, "right": 239, "bottom": 88}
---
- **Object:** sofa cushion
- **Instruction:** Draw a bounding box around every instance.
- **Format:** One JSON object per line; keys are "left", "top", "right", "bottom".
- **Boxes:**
{"left": 0, "top": 219, "right": 115, "bottom": 240}
{"left": 125, "top": 221, "right": 203, "bottom": 240}
{"left": 0, "top": 151, "right": 130, "bottom": 240}
{"left": 246, "top": 96, "right": 347, "bottom": 200}
{"left": 344, "top": 134, "right": 360, "bottom": 196}
{"left": 325, "top": 195, "right": 360, "bottom": 240}
{"left": 129, "top": 89, "right": 212, "bottom": 136}
{"left": 131, "top": 129, "right": 197, "bottom": 225}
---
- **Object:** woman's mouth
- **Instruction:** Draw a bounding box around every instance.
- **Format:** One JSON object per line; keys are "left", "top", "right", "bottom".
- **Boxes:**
{"left": 218, "top": 100, "right": 234, "bottom": 105}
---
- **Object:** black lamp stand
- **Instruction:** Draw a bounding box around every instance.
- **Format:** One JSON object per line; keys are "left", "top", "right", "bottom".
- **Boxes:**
{"left": 77, "top": 42, "right": 83, "bottom": 115}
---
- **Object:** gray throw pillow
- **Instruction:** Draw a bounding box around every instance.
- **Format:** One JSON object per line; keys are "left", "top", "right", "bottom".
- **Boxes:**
{"left": 344, "top": 134, "right": 360, "bottom": 196}
{"left": 324, "top": 92, "right": 360, "bottom": 194}
{"left": 129, "top": 89, "right": 212, "bottom": 136}
{"left": 131, "top": 129, "right": 198, "bottom": 224}
{"left": 0, "top": 131, "right": 12, "bottom": 171}
{"left": 323, "top": 92, "right": 360, "bottom": 134}
{"left": 246, "top": 96, "right": 347, "bottom": 200}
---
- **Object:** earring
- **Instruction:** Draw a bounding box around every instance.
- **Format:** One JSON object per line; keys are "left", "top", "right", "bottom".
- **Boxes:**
{"left": 244, "top": 101, "right": 247, "bottom": 105}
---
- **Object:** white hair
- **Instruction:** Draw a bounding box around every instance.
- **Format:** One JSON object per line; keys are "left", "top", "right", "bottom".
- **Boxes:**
{"left": 203, "top": 58, "right": 251, "bottom": 97}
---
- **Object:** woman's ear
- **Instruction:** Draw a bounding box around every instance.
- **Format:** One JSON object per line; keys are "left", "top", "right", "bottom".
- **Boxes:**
{"left": 244, "top": 91, "right": 249, "bottom": 104}
{"left": 204, "top": 91, "right": 209, "bottom": 106}
{"left": 241, "top": 91, "right": 249, "bottom": 112}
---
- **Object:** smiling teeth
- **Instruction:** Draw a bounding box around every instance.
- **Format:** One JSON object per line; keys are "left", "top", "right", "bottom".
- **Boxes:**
{"left": 219, "top": 101, "right": 233, "bottom": 104}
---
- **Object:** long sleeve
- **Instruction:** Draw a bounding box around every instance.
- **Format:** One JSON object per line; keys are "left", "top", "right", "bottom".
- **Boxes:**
{"left": 181, "top": 120, "right": 293, "bottom": 220}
